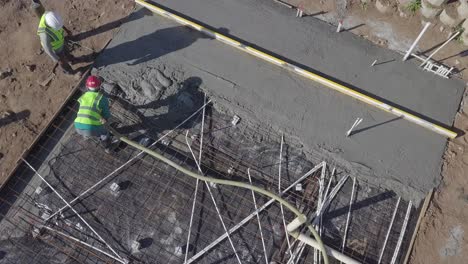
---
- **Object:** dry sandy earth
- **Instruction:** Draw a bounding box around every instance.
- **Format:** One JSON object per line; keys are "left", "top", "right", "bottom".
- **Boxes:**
{"left": 0, "top": 0, "right": 134, "bottom": 183}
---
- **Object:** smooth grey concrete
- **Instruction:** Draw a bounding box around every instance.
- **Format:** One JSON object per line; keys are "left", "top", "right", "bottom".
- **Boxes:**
{"left": 94, "top": 1, "right": 464, "bottom": 202}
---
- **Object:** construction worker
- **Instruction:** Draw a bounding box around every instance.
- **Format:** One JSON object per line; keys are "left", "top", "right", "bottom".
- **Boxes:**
{"left": 75, "top": 75, "right": 113, "bottom": 152}
{"left": 37, "top": 11, "right": 75, "bottom": 75}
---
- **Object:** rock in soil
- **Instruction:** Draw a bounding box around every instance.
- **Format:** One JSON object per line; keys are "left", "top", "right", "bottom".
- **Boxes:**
{"left": 25, "top": 64, "right": 36, "bottom": 72}
{"left": 0, "top": 68, "right": 13, "bottom": 80}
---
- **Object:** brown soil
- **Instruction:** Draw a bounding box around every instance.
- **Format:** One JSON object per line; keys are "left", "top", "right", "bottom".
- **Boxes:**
{"left": 411, "top": 106, "right": 468, "bottom": 262}
{"left": 0, "top": 0, "right": 134, "bottom": 184}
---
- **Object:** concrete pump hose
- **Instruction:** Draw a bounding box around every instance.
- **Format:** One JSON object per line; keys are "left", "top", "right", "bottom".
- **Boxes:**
{"left": 108, "top": 126, "right": 329, "bottom": 264}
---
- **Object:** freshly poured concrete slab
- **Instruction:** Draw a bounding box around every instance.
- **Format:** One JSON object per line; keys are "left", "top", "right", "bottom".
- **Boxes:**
{"left": 149, "top": 0, "right": 463, "bottom": 124}
{"left": 94, "top": 3, "right": 464, "bottom": 202}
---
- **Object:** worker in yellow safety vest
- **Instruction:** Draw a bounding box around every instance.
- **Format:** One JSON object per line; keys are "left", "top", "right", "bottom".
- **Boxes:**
{"left": 37, "top": 11, "right": 76, "bottom": 75}
{"left": 75, "top": 75, "right": 113, "bottom": 152}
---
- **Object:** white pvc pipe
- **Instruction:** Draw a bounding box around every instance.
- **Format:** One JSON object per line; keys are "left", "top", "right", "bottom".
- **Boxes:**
{"left": 185, "top": 163, "right": 325, "bottom": 264}
{"left": 312, "top": 175, "right": 350, "bottom": 226}
{"left": 420, "top": 31, "right": 460, "bottom": 67}
{"left": 391, "top": 201, "right": 413, "bottom": 264}
{"left": 248, "top": 169, "right": 269, "bottom": 264}
{"left": 185, "top": 134, "right": 242, "bottom": 264}
{"left": 378, "top": 197, "right": 400, "bottom": 264}
{"left": 346, "top": 118, "right": 362, "bottom": 137}
{"left": 403, "top": 22, "right": 431, "bottom": 61}
{"left": 337, "top": 21, "right": 343, "bottom": 33}
{"left": 289, "top": 169, "right": 342, "bottom": 264}
{"left": 184, "top": 95, "right": 206, "bottom": 263}
{"left": 278, "top": 134, "right": 293, "bottom": 256}
{"left": 341, "top": 177, "right": 356, "bottom": 255}
{"left": 315, "top": 164, "right": 327, "bottom": 264}
{"left": 22, "top": 159, "right": 126, "bottom": 263}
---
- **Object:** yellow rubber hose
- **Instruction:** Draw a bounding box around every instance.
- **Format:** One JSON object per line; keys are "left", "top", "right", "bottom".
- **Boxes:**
{"left": 108, "top": 126, "right": 329, "bottom": 264}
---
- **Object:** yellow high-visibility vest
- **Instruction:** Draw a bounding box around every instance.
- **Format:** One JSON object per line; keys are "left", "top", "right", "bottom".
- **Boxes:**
{"left": 37, "top": 14, "right": 64, "bottom": 51}
{"left": 75, "top": 91, "right": 104, "bottom": 126}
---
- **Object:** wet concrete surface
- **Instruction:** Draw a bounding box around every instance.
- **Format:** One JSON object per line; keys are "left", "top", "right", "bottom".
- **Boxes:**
{"left": 93, "top": 1, "right": 464, "bottom": 202}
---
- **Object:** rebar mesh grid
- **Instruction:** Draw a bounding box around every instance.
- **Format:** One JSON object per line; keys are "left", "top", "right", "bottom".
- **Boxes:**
{"left": 0, "top": 86, "right": 418, "bottom": 264}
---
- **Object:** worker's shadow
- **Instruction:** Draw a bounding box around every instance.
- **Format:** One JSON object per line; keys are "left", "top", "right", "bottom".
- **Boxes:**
{"left": 94, "top": 24, "right": 209, "bottom": 67}
{"left": 109, "top": 76, "right": 206, "bottom": 140}
{"left": 70, "top": 8, "right": 152, "bottom": 42}
{"left": 0, "top": 110, "right": 30, "bottom": 128}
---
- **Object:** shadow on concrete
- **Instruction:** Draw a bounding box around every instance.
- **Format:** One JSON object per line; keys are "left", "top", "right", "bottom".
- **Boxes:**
{"left": 94, "top": 25, "right": 208, "bottom": 67}
{"left": 71, "top": 8, "right": 152, "bottom": 42}
{"left": 0, "top": 110, "right": 30, "bottom": 128}
{"left": 373, "top": 58, "right": 396, "bottom": 66}
{"left": 326, "top": 191, "right": 396, "bottom": 219}
{"left": 349, "top": 117, "right": 402, "bottom": 136}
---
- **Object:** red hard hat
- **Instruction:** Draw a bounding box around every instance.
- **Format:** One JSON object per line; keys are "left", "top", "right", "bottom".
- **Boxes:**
{"left": 86, "top": 75, "right": 101, "bottom": 89}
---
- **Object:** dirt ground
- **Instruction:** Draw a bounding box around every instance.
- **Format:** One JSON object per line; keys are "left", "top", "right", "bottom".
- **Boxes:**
{"left": 1, "top": 0, "right": 468, "bottom": 263}
{"left": 0, "top": 0, "right": 134, "bottom": 183}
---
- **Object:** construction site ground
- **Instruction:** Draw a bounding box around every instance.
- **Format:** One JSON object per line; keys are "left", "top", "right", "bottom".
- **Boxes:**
{"left": 1, "top": 0, "right": 468, "bottom": 263}
{"left": 0, "top": 0, "right": 134, "bottom": 183}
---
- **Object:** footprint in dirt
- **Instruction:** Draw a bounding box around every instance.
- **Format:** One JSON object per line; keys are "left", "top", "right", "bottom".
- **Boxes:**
{"left": 456, "top": 187, "right": 468, "bottom": 203}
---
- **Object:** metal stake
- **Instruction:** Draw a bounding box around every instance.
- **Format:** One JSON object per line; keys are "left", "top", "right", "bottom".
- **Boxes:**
{"left": 403, "top": 22, "right": 431, "bottom": 61}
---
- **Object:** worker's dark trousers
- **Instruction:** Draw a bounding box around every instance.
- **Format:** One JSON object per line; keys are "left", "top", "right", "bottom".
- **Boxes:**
{"left": 75, "top": 126, "right": 111, "bottom": 148}
{"left": 56, "top": 46, "right": 75, "bottom": 74}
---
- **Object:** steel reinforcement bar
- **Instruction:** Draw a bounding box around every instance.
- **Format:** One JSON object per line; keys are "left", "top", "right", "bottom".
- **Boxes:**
{"left": 135, "top": 0, "right": 458, "bottom": 139}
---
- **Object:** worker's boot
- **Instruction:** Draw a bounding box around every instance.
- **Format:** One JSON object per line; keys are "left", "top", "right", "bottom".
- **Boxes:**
{"left": 100, "top": 135, "right": 112, "bottom": 153}
{"left": 102, "top": 135, "right": 120, "bottom": 154}
{"left": 58, "top": 62, "right": 74, "bottom": 75}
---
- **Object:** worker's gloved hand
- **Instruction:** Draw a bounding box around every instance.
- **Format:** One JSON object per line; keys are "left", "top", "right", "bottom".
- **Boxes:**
{"left": 100, "top": 117, "right": 107, "bottom": 124}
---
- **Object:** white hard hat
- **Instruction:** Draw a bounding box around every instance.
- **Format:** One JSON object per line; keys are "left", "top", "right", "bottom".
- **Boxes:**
{"left": 44, "top": 11, "right": 63, "bottom": 30}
